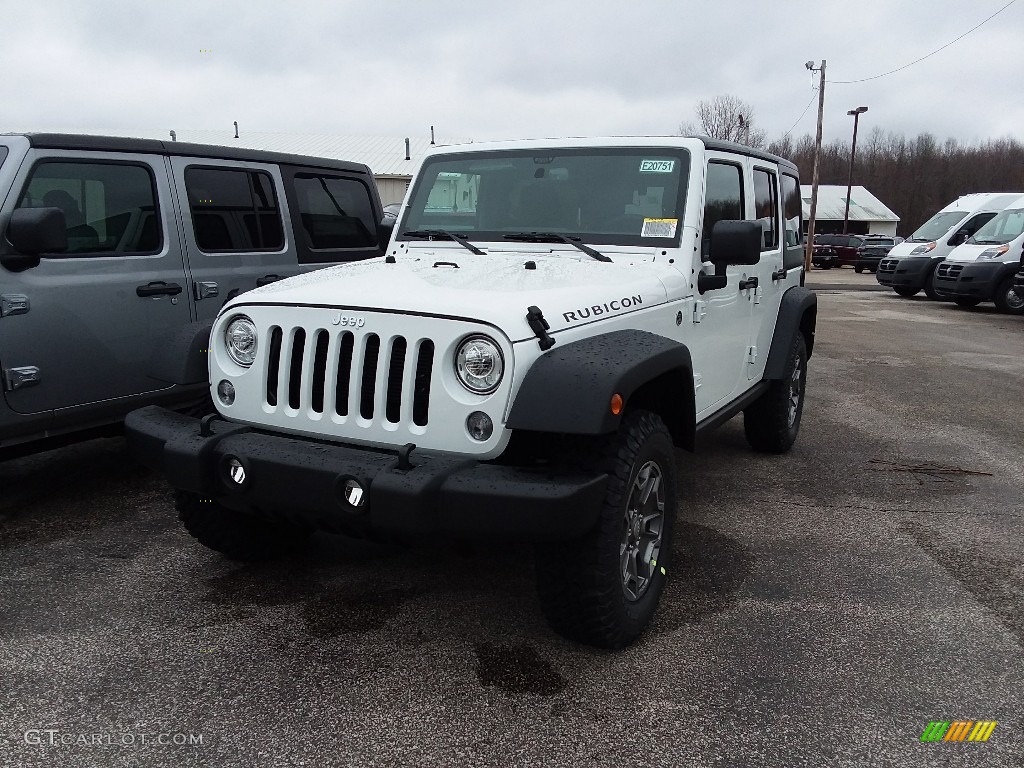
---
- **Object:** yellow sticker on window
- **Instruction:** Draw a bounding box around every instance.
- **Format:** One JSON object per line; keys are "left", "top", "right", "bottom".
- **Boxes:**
{"left": 642, "top": 218, "right": 678, "bottom": 238}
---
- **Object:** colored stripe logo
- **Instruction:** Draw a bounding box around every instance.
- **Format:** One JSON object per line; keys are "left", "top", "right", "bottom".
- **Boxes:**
{"left": 921, "top": 721, "right": 997, "bottom": 743}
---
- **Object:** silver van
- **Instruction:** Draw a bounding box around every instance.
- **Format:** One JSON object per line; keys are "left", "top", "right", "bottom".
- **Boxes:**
{"left": 0, "top": 133, "right": 390, "bottom": 457}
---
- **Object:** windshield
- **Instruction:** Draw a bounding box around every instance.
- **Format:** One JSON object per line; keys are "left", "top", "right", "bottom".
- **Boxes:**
{"left": 910, "top": 210, "right": 966, "bottom": 242}
{"left": 968, "top": 207, "right": 1024, "bottom": 245}
{"left": 398, "top": 148, "right": 690, "bottom": 247}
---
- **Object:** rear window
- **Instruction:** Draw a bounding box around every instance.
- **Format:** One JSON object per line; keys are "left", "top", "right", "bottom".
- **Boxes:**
{"left": 184, "top": 167, "right": 284, "bottom": 252}
{"left": 291, "top": 174, "right": 379, "bottom": 255}
{"left": 15, "top": 160, "right": 161, "bottom": 255}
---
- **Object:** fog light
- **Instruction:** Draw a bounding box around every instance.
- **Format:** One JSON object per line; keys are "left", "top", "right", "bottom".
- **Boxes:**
{"left": 342, "top": 478, "right": 365, "bottom": 508}
{"left": 217, "top": 379, "right": 235, "bottom": 405}
{"left": 226, "top": 457, "right": 246, "bottom": 486}
{"left": 466, "top": 411, "right": 493, "bottom": 441}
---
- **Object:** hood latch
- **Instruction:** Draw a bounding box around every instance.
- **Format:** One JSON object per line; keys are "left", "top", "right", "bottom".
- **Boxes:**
{"left": 526, "top": 305, "right": 555, "bottom": 351}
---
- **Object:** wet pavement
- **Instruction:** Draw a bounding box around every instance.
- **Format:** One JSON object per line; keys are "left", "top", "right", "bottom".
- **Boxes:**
{"left": 1, "top": 268, "right": 1022, "bottom": 767}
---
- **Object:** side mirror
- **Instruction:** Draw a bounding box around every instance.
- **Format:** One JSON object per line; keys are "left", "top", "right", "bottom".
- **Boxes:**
{"left": 948, "top": 230, "right": 968, "bottom": 247}
{"left": 2, "top": 207, "right": 67, "bottom": 271}
{"left": 377, "top": 215, "right": 396, "bottom": 250}
{"left": 709, "top": 220, "right": 762, "bottom": 267}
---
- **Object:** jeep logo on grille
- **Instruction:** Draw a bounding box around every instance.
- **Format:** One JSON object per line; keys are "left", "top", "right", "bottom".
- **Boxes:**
{"left": 331, "top": 312, "right": 366, "bottom": 328}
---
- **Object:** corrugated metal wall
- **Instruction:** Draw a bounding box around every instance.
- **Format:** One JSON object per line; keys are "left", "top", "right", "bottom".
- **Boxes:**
{"left": 375, "top": 176, "right": 411, "bottom": 206}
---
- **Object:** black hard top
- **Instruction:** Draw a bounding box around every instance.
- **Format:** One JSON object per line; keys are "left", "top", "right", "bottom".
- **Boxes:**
{"left": 9, "top": 133, "right": 372, "bottom": 175}
{"left": 695, "top": 136, "right": 799, "bottom": 175}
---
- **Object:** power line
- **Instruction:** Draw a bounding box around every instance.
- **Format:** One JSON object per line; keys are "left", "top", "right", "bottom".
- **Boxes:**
{"left": 829, "top": 0, "right": 1017, "bottom": 84}
{"left": 781, "top": 91, "right": 818, "bottom": 139}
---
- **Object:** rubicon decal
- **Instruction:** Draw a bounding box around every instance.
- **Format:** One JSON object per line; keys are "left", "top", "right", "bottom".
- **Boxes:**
{"left": 920, "top": 720, "right": 997, "bottom": 743}
{"left": 563, "top": 295, "right": 643, "bottom": 323}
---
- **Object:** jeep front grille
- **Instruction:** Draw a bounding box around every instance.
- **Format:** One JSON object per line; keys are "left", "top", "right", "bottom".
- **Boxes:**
{"left": 265, "top": 326, "right": 434, "bottom": 426}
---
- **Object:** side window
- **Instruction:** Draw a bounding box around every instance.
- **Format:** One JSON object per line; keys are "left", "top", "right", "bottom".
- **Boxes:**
{"left": 702, "top": 161, "right": 743, "bottom": 256}
{"left": 291, "top": 174, "right": 378, "bottom": 261}
{"left": 960, "top": 212, "right": 996, "bottom": 238}
{"left": 15, "top": 160, "right": 161, "bottom": 256}
{"left": 781, "top": 174, "right": 802, "bottom": 247}
{"left": 752, "top": 168, "right": 779, "bottom": 250}
{"left": 0, "top": 146, "right": 8, "bottom": 170}
{"left": 184, "top": 167, "right": 284, "bottom": 252}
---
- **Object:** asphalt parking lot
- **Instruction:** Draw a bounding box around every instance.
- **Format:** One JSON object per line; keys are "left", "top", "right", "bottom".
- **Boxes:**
{"left": 1, "top": 268, "right": 1022, "bottom": 768}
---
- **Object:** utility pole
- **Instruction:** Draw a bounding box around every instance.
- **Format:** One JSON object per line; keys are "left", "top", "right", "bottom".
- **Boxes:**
{"left": 843, "top": 106, "right": 868, "bottom": 234}
{"left": 804, "top": 60, "right": 826, "bottom": 272}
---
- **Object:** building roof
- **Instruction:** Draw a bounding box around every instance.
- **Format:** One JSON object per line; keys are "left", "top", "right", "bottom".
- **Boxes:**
{"left": 801, "top": 185, "right": 899, "bottom": 222}
{"left": 38, "top": 129, "right": 470, "bottom": 177}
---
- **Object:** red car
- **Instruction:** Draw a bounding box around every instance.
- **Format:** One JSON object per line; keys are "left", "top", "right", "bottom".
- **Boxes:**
{"left": 812, "top": 234, "right": 865, "bottom": 269}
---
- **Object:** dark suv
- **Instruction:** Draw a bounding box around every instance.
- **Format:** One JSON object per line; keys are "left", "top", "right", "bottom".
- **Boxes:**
{"left": 854, "top": 235, "right": 897, "bottom": 273}
{"left": 812, "top": 234, "right": 863, "bottom": 269}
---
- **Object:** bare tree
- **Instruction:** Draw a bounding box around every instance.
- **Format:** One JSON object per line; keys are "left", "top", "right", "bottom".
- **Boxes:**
{"left": 679, "top": 94, "right": 766, "bottom": 148}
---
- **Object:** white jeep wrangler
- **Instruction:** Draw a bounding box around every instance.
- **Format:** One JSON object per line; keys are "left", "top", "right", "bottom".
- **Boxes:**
{"left": 126, "top": 137, "right": 816, "bottom": 648}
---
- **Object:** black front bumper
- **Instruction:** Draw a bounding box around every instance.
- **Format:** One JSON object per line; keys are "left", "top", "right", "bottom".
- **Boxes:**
{"left": 875, "top": 257, "right": 937, "bottom": 288}
{"left": 932, "top": 260, "right": 1005, "bottom": 299}
{"left": 125, "top": 406, "right": 607, "bottom": 541}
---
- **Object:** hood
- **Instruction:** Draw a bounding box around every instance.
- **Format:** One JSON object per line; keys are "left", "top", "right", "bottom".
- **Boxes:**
{"left": 227, "top": 245, "right": 676, "bottom": 341}
{"left": 885, "top": 241, "right": 936, "bottom": 259}
{"left": 946, "top": 242, "right": 1015, "bottom": 263}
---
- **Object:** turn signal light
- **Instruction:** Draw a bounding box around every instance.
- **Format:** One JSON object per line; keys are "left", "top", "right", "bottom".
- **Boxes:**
{"left": 610, "top": 393, "right": 623, "bottom": 415}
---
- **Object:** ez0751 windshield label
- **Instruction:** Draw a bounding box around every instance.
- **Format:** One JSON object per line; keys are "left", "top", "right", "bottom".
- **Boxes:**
{"left": 639, "top": 159, "right": 674, "bottom": 173}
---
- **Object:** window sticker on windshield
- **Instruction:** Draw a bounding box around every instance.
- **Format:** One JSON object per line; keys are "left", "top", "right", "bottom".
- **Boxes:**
{"left": 639, "top": 160, "right": 675, "bottom": 173}
{"left": 641, "top": 218, "right": 678, "bottom": 238}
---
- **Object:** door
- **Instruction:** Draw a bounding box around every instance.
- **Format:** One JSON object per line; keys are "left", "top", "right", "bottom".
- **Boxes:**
{"left": 168, "top": 157, "right": 299, "bottom": 322}
{"left": 748, "top": 164, "right": 784, "bottom": 380}
{"left": 0, "top": 151, "right": 191, "bottom": 413}
{"left": 689, "top": 155, "right": 754, "bottom": 417}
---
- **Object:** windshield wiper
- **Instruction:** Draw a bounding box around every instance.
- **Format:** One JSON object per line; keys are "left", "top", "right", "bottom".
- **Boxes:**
{"left": 402, "top": 229, "right": 485, "bottom": 255}
{"left": 503, "top": 232, "right": 612, "bottom": 262}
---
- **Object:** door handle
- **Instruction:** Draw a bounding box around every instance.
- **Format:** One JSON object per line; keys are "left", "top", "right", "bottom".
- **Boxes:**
{"left": 256, "top": 274, "right": 283, "bottom": 287}
{"left": 136, "top": 281, "right": 183, "bottom": 297}
{"left": 771, "top": 268, "right": 788, "bottom": 282}
{"left": 739, "top": 277, "right": 759, "bottom": 291}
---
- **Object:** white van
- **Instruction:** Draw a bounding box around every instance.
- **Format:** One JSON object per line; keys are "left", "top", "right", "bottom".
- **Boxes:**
{"left": 932, "top": 194, "right": 1024, "bottom": 313}
{"left": 876, "top": 192, "right": 1022, "bottom": 299}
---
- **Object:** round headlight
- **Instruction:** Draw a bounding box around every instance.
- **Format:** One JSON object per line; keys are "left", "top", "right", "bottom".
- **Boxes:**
{"left": 224, "top": 315, "right": 258, "bottom": 367}
{"left": 454, "top": 335, "right": 504, "bottom": 394}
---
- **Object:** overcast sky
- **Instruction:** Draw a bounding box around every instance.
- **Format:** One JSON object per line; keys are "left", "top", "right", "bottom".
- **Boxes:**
{"left": 3, "top": 0, "right": 1022, "bottom": 147}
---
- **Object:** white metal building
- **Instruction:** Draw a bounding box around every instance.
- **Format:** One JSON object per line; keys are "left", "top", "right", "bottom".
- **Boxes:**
{"left": 801, "top": 185, "right": 899, "bottom": 236}
{"left": 67, "top": 129, "right": 470, "bottom": 206}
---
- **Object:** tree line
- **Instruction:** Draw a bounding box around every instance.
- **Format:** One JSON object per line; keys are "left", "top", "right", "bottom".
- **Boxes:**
{"left": 682, "top": 95, "right": 1024, "bottom": 235}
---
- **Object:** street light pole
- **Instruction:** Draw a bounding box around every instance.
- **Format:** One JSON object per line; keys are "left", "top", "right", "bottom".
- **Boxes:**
{"left": 804, "top": 60, "right": 826, "bottom": 272}
{"left": 843, "top": 106, "right": 868, "bottom": 235}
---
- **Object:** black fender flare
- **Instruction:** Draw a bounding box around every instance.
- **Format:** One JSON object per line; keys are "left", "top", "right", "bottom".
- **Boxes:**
{"left": 764, "top": 286, "right": 817, "bottom": 380}
{"left": 506, "top": 330, "right": 694, "bottom": 442}
{"left": 147, "top": 320, "right": 213, "bottom": 385}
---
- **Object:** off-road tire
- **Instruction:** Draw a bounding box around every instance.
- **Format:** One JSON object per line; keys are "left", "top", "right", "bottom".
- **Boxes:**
{"left": 175, "top": 491, "right": 310, "bottom": 561}
{"left": 993, "top": 275, "right": 1024, "bottom": 314}
{"left": 894, "top": 286, "right": 920, "bottom": 298}
{"left": 743, "top": 333, "right": 807, "bottom": 453}
{"left": 535, "top": 410, "right": 677, "bottom": 649}
{"left": 953, "top": 297, "right": 981, "bottom": 308}
{"left": 923, "top": 263, "right": 942, "bottom": 300}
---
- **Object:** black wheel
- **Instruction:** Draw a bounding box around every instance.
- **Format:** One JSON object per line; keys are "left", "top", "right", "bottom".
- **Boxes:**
{"left": 744, "top": 333, "right": 807, "bottom": 453}
{"left": 993, "top": 275, "right": 1024, "bottom": 314}
{"left": 820, "top": 264, "right": 832, "bottom": 270}
{"left": 923, "top": 263, "right": 942, "bottom": 300}
{"left": 535, "top": 410, "right": 676, "bottom": 649}
{"left": 854, "top": 265, "right": 863, "bottom": 274}
{"left": 894, "top": 286, "right": 920, "bottom": 297}
{"left": 953, "top": 297, "right": 982, "bottom": 308}
{"left": 175, "top": 491, "right": 310, "bottom": 561}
